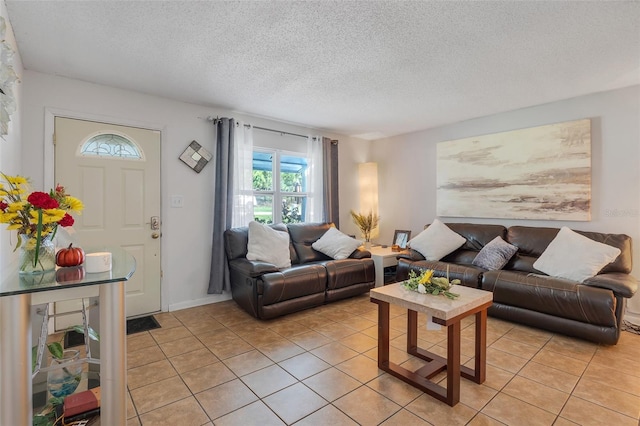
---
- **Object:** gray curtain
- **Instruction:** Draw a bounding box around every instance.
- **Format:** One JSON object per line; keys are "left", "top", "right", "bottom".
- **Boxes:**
{"left": 322, "top": 137, "right": 339, "bottom": 227}
{"left": 208, "top": 118, "right": 235, "bottom": 294}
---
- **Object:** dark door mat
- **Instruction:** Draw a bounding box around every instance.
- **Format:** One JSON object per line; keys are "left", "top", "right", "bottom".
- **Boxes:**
{"left": 127, "top": 315, "right": 161, "bottom": 335}
{"left": 64, "top": 330, "right": 85, "bottom": 348}
{"left": 64, "top": 315, "right": 161, "bottom": 348}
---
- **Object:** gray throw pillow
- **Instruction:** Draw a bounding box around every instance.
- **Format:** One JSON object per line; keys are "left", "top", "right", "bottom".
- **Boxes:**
{"left": 472, "top": 236, "right": 518, "bottom": 270}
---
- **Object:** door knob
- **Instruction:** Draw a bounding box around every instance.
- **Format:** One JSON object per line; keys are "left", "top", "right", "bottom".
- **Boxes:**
{"left": 151, "top": 232, "right": 160, "bottom": 239}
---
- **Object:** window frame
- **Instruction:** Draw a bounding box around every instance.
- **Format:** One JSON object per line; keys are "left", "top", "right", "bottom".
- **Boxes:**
{"left": 76, "top": 131, "right": 145, "bottom": 161}
{"left": 252, "top": 147, "right": 310, "bottom": 224}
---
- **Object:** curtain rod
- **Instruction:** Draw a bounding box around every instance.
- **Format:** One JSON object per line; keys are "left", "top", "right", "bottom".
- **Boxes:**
{"left": 201, "top": 115, "right": 321, "bottom": 141}
{"left": 245, "top": 125, "right": 311, "bottom": 140}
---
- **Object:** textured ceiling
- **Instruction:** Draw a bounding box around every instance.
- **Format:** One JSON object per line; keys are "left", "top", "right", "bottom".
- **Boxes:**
{"left": 5, "top": 1, "right": 640, "bottom": 139}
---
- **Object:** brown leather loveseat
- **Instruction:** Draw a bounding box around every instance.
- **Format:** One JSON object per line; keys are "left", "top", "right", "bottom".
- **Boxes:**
{"left": 224, "top": 222, "right": 375, "bottom": 319}
{"left": 396, "top": 223, "right": 637, "bottom": 345}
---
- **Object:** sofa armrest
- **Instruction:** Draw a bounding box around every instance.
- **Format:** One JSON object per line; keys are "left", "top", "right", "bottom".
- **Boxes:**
{"left": 583, "top": 273, "right": 638, "bottom": 298}
{"left": 396, "top": 249, "right": 425, "bottom": 262}
{"left": 228, "top": 258, "right": 280, "bottom": 278}
{"left": 349, "top": 247, "right": 372, "bottom": 259}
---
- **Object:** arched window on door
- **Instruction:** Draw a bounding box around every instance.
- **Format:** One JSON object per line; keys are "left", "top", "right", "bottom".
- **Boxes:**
{"left": 78, "top": 133, "right": 144, "bottom": 160}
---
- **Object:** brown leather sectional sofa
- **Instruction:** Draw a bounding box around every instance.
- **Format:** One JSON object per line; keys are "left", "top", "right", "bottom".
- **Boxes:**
{"left": 396, "top": 223, "right": 637, "bottom": 345}
{"left": 224, "top": 223, "right": 375, "bottom": 319}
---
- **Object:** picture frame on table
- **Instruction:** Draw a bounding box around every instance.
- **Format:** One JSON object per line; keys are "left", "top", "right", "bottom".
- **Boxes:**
{"left": 393, "top": 230, "right": 411, "bottom": 249}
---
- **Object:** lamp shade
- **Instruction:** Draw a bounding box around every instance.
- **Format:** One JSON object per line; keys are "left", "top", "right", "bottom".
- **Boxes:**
{"left": 358, "top": 162, "right": 379, "bottom": 237}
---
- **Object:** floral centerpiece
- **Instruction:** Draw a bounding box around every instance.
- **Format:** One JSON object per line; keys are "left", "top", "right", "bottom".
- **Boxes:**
{"left": 0, "top": 173, "right": 83, "bottom": 274}
{"left": 403, "top": 268, "right": 460, "bottom": 299}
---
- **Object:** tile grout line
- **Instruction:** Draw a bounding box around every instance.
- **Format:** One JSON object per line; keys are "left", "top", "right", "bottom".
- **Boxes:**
{"left": 125, "top": 298, "right": 640, "bottom": 426}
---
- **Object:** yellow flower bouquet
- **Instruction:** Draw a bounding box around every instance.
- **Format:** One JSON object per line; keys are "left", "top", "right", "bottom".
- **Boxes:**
{"left": 0, "top": 173, "right": 83, "bottom": 273}
{"left": 403, "top": 268, "right": 460, "bottom": 299}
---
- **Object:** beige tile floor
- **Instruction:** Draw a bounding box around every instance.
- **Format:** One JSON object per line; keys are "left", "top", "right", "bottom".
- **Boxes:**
{"left": 122, "top": 293, "right": 640, "bottom": 425}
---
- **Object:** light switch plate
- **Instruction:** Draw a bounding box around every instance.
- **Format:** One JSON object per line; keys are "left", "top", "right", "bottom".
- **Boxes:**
{"left": 170, "top": 195, "right": 184, "bottom": 208}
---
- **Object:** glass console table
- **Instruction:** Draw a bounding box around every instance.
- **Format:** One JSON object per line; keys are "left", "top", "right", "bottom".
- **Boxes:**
{"left": 0, "top": 247, "right": 135, "bottom": 426}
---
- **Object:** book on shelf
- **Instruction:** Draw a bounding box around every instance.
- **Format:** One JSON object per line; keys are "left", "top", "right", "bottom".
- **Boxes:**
{"left": 63, "top": 386, "right": 101, "bottom": 421}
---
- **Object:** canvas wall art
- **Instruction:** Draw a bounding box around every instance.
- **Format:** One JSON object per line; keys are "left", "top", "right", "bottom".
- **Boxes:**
{"left": 437, "top": 119, "right": 591, "bottom": 221}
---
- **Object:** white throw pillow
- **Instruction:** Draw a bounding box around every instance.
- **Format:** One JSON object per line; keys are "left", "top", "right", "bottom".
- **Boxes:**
{"left": 533, "top": 227, "right": 621, "bottom": 282}
{"left": 312, "top": 227, "right": 363, "bottom": 260}
{"left": 408, "top": 219, "right": 466, "bottom": 261}
{"left": 246, "top": 221, "right": 291, "bottom": 269}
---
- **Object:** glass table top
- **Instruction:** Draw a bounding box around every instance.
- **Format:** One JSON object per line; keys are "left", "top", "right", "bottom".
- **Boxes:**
{"left": 0, "top": 246, "right": 136, "bottom": 297}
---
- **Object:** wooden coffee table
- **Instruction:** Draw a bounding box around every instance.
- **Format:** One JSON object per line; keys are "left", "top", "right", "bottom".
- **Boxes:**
{"left": 370, "top": 283, "right": 493, "bottom": 406}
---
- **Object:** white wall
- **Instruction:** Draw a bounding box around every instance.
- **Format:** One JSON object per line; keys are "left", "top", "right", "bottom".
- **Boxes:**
{"left": 371, "top": 85, "right": 640, "bottom": 321}
{"left": 21, "top": 70, "right": 368, "bottom": 311}
{"left": 0, "top": 3, "right": 23, "bottom": 271}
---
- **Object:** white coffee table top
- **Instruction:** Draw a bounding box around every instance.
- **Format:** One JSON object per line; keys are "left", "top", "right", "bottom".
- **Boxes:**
{"left": 370, "top": 282, "right": 493, "bottom": 321}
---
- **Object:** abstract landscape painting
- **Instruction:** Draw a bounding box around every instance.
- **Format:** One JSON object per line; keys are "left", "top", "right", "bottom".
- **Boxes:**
{"left": 437, "top": 119, "right": 591, "bottom": 221}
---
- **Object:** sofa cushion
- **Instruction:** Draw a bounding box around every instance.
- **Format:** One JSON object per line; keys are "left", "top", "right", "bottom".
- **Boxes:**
{"left": 506, "top": 226, "right": 631, "bottom": 274}
{"left": 472, "top": 236, "right": 518, "bottom": 270}
{"left": 482, "top": 270, "right": 616, "bottom": 327}
{"left": 225, "top": 223, "right": 298, "bottom": 264}
{"left": 446, "top": 223, "right": 508, "bottom": 251}
{"left": 409, "top": 219, "right": 466, "bottom": 260}
{"left": 312, "top": 227, "right": 362, "bottom": 260}
{"left": 260, "top": 264, "right": 327, "bottom": 305}
{"left": 247, "top": 221, "right": 291, "bottom": 269}
{"left": 288, "top": 222, "right": 333, "bottom": 263}
{"left": 324, "top": 258, "right": 375, "bottom": 290}
{"left": 573, "top": 230, "right": 632, "bottom": 274}
{"left": 533, "top": 227, "right": 621, "bottom": 282}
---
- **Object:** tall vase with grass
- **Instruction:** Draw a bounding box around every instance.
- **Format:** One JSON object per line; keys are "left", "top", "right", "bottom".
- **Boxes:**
{"left": 350, "top": 210, "right": 380, "bottom": 249}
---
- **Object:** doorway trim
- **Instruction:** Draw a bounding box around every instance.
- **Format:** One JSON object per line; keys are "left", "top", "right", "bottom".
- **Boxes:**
{"left": 43, "top": 107, "right": 168, "bottom": 312}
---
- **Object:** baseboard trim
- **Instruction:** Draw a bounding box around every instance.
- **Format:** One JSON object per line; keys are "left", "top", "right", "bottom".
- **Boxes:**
{"left": 168, "top": 293, "right": 232, "bottom": 312}
{"left": 624, "top": 311, "right": 640, "bottom": 325}
{"left": 622, "top": 320, "right": 640, "bottom": 335}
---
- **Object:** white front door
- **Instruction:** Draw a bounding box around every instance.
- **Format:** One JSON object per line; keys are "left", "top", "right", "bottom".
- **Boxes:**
{"left": 54, "top": 117, "right": 161, "bottom": 322}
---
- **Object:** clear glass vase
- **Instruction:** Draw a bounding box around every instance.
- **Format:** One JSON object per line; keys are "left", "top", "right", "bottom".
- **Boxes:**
{"left": 18, "top": 234, "right": 56, "bottom": 275}
{"left": 47, "top": 349, "right": 82, "bottom": 398}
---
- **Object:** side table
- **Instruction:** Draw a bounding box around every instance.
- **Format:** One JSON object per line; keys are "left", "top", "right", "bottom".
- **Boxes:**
{"left": 368, "top": 246, "right": 405, "bottom": 287}
{"left": 0, "top": 247, "right": 135, "bottom": 426}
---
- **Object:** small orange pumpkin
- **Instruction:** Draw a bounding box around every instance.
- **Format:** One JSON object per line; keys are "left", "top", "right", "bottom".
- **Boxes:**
{"left": 56, "top": 243, "right": 85, "bottom": 267}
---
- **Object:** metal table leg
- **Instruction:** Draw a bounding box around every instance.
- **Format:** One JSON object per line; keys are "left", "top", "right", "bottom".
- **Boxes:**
{"left": 0, "top": 293, "right": 32, "bottom": 425}
{"left": 99, "top": 280, "right": 127, "bottom": 425}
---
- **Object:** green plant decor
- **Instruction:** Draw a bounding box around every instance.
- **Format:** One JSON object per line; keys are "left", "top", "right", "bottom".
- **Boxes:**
{"left": 403, "top": 269, "right": 460, "bottom": 299}
{"left": 32, "top": 325, "right": 99, "bottom": 371}
{"left": 349, "top": 210, "right": 380, "bottom": 242}
{"left": 32, "top": 325, "right": 99, "bottom": 426}
{"left": 32, "top": 395, "right": 64, "bottom": 426}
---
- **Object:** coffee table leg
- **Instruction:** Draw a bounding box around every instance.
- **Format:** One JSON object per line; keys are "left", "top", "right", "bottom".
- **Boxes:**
{"left": 376, "top": 300, "right": 390, "bottom": 368}
{"left": 474, "top": 309, "right": 487, "bottom": 383}
{"left": 407, "top": 309, "right": 418, "bottom": 353}
{"left": 446, "top": 321, "right": 461, "bottom": 406}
